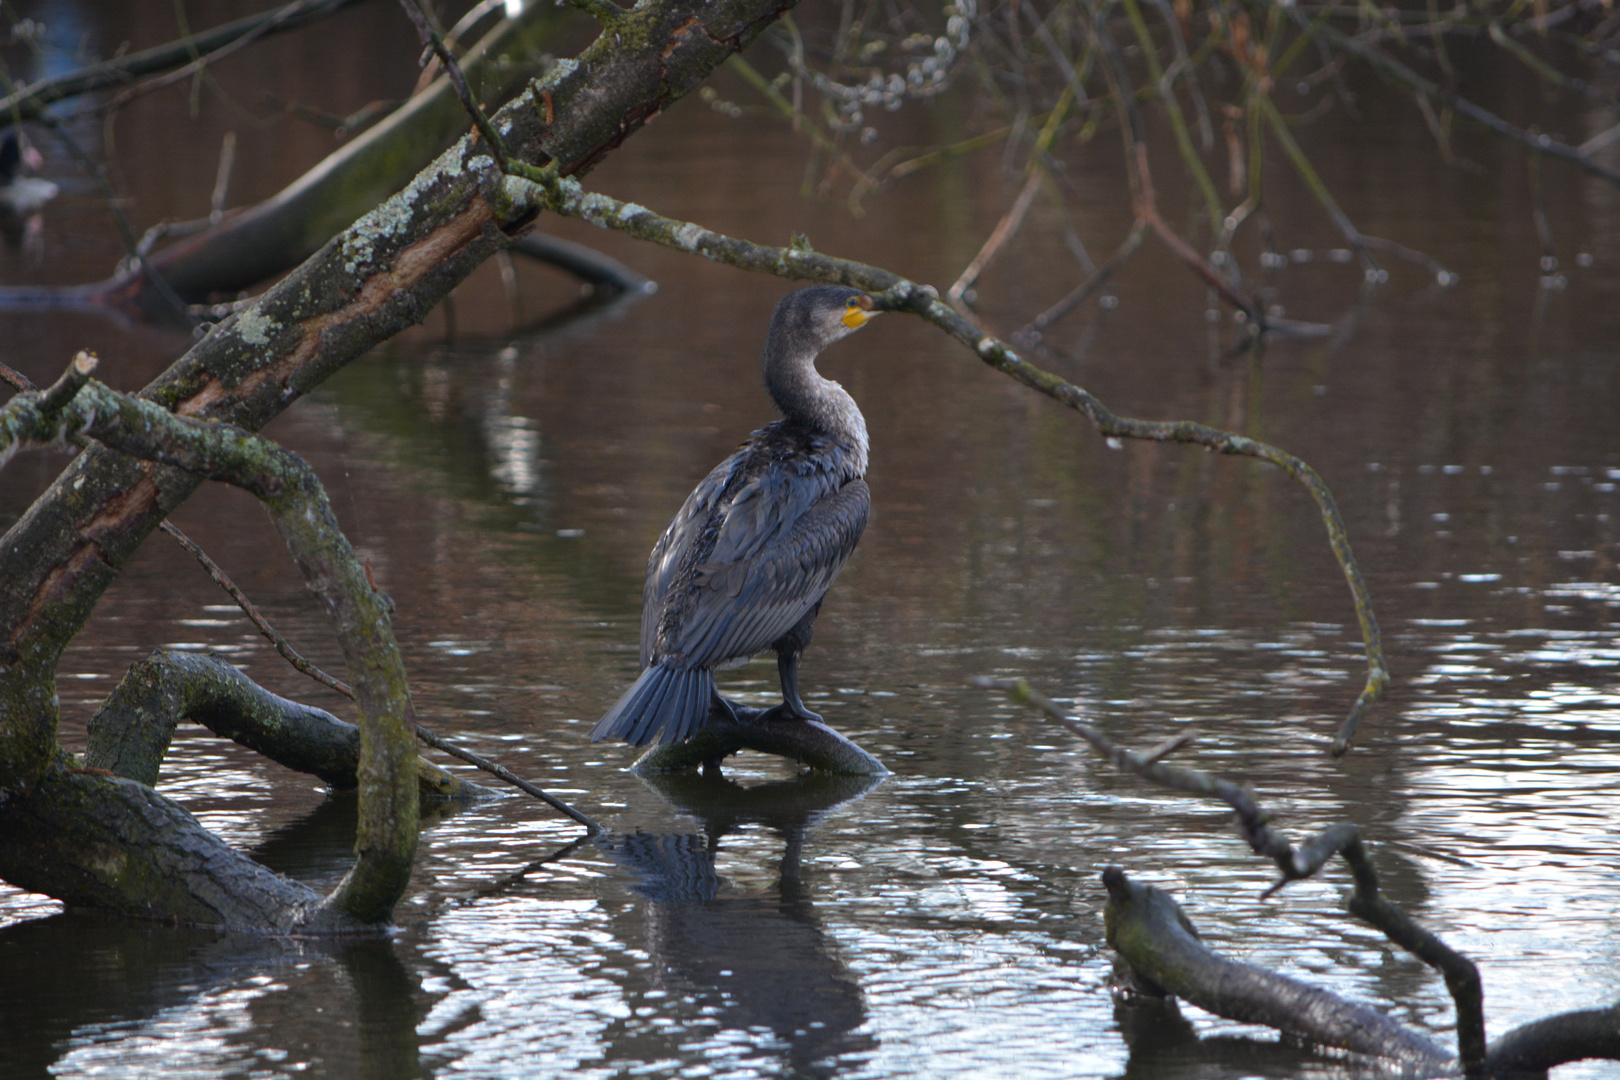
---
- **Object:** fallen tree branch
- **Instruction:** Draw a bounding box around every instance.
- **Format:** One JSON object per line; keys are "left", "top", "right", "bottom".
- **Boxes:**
{"left": 1101, "top": 866, "right": 1453, "bottom": 1071}
{"left": 978, "top": 676, "right": 1486, "bottom": 1068}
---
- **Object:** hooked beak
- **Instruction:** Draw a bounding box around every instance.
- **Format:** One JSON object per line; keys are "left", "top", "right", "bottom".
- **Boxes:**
{"left": 841, "top": 295, "right": 880, "bottom": 329}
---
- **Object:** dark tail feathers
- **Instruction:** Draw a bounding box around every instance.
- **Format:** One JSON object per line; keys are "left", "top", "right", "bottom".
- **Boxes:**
{"left": 590, "top": 665, "right": 716, "bottom": 746}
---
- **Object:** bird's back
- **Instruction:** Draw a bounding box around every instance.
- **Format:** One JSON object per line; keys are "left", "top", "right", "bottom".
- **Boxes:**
{"left": 641, "top": 419, "right": 869, "bottom": 670}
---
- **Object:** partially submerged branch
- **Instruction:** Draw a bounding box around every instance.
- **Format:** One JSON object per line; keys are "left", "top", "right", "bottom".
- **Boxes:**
{"left": 1102, "top": 866, "right": 1453, "bottom": 1071}
{"left": 631, "top": 701, "right": 888, "bottom": 776}
{"left": 979, "top": 677, "right": 1620, "bottom": 1075}
{"left": 6, "top": 354, "right": 419, "bottom": 926}
{"left": 84, "top": 649, "right": 480, "bottom": 800}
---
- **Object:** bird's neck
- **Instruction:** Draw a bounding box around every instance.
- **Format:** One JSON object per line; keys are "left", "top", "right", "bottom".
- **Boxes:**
{"left": 765, "top": 348, "right": 869, "bottom": 475}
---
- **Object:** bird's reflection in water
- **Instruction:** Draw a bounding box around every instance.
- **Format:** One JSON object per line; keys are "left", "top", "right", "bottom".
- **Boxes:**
{"left": 597, "top": 769, "right": 883, "bottom": 1078}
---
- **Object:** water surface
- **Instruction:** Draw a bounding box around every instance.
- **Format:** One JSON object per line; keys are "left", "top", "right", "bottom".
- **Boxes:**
{"left": 1, "top": 5, "right": 1618, "bottom": 1078}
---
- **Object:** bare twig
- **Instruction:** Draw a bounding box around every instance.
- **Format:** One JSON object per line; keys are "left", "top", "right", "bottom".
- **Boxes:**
{"left": 0, "top": 361, "right": 37, "bottom": 393}
{"left": 948, "top": 88, "right": 1073, "bottom": 308}
{"left": 100, "top": 0, "right": 342, "bottom": 116}
{"left": 210, "top": 132, "right": 237, "bottom": 225}
{"left": 396, "top": 0, "right": 511, "bottom": 173}
{"left": 0, "top": 0, "right": 361, "bottom": 122}
{"left": 161, "top": 516, "right": 599, "bottom": 831}
{"left": 160, "top": 520, "right": 354, "bottom": 697}
{"left": 410, "top": 723, "right": 601, "bottom": 832}
{"left": 1016, "top": 218, "right": 1147, "bottom": 342}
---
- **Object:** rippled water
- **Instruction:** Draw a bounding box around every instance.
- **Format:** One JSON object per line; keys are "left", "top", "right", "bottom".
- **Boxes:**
{"left": 3, "top": 5, "right": 1620, "bottom": 1078}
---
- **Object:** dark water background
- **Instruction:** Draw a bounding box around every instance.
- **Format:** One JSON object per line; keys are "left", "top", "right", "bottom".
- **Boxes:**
{"left": 1, "top": 3, "right": 1617, "bottom": 1077}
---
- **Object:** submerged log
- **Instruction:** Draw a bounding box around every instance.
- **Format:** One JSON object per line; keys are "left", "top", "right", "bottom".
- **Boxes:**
{"left": 1101, "top": 866, "right": 1454, "bottom": 1073}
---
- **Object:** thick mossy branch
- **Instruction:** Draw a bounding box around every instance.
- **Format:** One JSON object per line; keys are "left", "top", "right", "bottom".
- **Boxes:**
{"left": 5, "top": 363, "right": 419, "bottom": 927}
{"left": 631, "top": 701, "right": 889, "bottom": 776}
{"left": 0, "top": 764, "right": 337, "bottom": 931}
{"left": 502, "top": 174, "right": 1386, "bottom": 752}
{"left": 85, "top": 649, "right": 482, "bottom": 800}
{"left": 1102, "top": 867, "right": 1453, "bottom": 1070}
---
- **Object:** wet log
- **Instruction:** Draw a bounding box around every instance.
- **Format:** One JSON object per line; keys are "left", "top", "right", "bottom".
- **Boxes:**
{"left": 84, "top": 648, "right": 483, "bottom": 799}
{"left": 631, "top": 701, "right": 888, "bottom": 776}
{"left": 0, "top": 766, "right": 334, "bottom": 930}
{"left": 1485, "top": 1003, "right": 1620, "bottom": 1076}
{"left": 1101, "top": 866, "right": 1454, "bottom": 1074}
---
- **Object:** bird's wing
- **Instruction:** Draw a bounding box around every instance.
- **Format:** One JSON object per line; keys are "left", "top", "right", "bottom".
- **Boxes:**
{"left": 663, "top": 476, "right": 869, "bottom": 668}
{"left": 639, "top": 449, "right": 753, "bottom": 664}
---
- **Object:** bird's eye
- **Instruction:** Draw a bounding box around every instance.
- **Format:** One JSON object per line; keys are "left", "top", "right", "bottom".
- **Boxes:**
{"left": 846, "top": 297, "right": 859, "bottom": 308}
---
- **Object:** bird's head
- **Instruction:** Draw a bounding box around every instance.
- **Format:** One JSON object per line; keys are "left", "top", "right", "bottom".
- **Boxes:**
{"left": 770, "top": 286, "right": 881, "bottom": 355}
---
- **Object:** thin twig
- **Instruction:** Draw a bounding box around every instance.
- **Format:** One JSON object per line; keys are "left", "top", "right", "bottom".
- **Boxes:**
{"left": 725, "top": 54, "right": 882, "bottom": 212}
{"left": 1016, "top": 218, "right": 1147, "bottom": 341}
{"left": 101, "top": 0, "right": 331, "bottom": 116}
{"left": 210, "top": 131, "right": 237, "bottom": 225}
{"left": 411, "top": 722, "right": 601, "bottom": 832}
{"left": 1297, "top": 9, "right": 1620, "bottom": 188}
{"left": 162, "top": 519, "right": 599, "bottom": 830}
{"left": 0, "top": 0, "right": 360, "bottom": 122}
{"left": 161, "top": 520, "right": 354, "bottom": 697}
{"left": 396, "top": 0, "right": 510, "bottom": 173}
{"left": 0, "top": 361, "right": 37, "bottom": 393}
{"left": 34, "top": 117, "right": 194, "bottom": 323}
{"left": 948, "top": 87, "right": 1074, "bottom": 308}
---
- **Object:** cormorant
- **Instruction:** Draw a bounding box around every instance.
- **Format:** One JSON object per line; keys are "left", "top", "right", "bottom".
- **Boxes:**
{"left": 591, "top": 286, "right": 880, "bottom": 747}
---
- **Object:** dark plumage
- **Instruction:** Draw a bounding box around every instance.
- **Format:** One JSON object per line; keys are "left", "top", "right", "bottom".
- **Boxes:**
{"left": 591, "top": 286, "right": 879, "bottom": 747}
